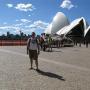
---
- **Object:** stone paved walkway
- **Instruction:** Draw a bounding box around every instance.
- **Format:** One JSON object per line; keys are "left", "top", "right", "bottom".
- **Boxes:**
{"left": 0, "top": 46, "right": 90, "bottom": 90}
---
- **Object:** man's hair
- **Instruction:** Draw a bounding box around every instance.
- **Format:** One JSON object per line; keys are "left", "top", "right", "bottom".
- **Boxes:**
{"left": 31, "top": 32, "right": 36, "bottom": 36}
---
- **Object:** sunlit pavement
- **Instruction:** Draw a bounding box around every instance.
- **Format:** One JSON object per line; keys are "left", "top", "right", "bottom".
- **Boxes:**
{"left": 0, "top": 45, "right": 90, "bottom": 90}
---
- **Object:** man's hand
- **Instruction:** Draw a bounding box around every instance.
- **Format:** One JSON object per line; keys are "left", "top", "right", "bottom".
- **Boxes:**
{"left": 27, "top": 49, "right": 29, "bottom": 55}
{"left": 27, "top": 51, "right": 28, "bottom": 55}
{"left": 38, "top": 50, "right": 40, "bottom": 55}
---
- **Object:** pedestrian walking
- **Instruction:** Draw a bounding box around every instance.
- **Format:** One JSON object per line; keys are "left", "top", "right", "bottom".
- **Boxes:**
{"left": 47, "top": 35, "right": 52, "bottom": 51}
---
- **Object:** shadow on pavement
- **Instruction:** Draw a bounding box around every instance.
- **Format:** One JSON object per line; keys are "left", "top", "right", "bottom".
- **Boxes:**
{"left": 36, "top": 69, "right": 65, "bottom": 81}
{"left": 52, "top": 50, "right": 63, "bottom": 52}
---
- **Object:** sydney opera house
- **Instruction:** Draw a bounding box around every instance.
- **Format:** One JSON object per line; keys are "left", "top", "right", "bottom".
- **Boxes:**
{"left": 44, "top": 12, "right": 90, "bottom": 43}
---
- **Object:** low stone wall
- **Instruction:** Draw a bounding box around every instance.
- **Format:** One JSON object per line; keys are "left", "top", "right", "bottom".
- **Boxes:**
{"left": 0, "top": 40, "right": 27, "bottom": 46}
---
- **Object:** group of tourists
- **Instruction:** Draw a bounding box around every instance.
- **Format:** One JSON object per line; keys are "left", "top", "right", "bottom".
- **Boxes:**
{"left": 40, "top": 33, "right": 52, "bottom": 51}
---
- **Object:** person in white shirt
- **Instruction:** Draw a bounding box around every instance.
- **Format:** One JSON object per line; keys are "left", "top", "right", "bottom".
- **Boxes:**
{"left": 27, "top": 32, "right": 40, "bottom": 70}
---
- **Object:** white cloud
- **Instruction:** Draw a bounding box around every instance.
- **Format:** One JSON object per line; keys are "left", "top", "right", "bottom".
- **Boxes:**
{"left": 28, "top": 15, "right": 31, "bottom": 17}
{"left": 24, "top": 28, "right": 36, "bottom": 34}
{"left": 20, "top": 19, "right": 31, "bottom": 23}
{"left": 28, "top": 20, "right": 49, "bottom": 29}
{"left": 0, "top": 25, "right": 21, "bottom": 35}
{"left": 0, "top": 20, "right": 49, "bottom": 35}
{"left": 6, "top": 3, "right": 35, "bottom": 12}
{"left": 0, "top": 32, "right": 3, "bottom": 35}
{"left": 0, "top": 26, "right": 20, "bottom": 31}
{"left": 16, "top": 19, "right": 31, "bottom": 23}
{"left": 15, "top": 3, "right": 35, "bottom": 12}
{"left": 16, "top": 19, "right": 19, "bottom": 22}
{"left": 15, "top": 19, "right": 31, "bottom": 27}
{"left": 60, "top": 0, "right": 75, "bottom": 10}
{"left": 24, "top": 20, "right": 49, "bottom": 34}
{"left": 14, "top": 23, "right": 23, "bottom": 27}
{"left": 3, "top": 22, "right": 7, "bottom": 25}
{"left": 6, "top": 4, "right": 13, "bottom": 8}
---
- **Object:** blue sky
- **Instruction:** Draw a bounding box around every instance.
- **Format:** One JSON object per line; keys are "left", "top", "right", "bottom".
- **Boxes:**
{"left": 0, "top": 0, "right": 90, "bottom": 35}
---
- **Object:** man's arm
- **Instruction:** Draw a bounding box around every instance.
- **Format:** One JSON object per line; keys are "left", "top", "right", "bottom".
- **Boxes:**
{"left": 37, "top": 39, "right": 40, "bottom": 54}
{"left": 27, "top": 38, "right": 30, "bottom": 54}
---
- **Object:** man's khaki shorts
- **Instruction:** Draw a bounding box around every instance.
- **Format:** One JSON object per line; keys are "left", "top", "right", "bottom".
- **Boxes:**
{"left": 29, "top": 50, "right": 38, "bottom": 60}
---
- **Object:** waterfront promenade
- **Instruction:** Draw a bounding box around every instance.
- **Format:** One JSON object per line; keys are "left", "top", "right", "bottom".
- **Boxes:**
{"left": 0, "top": 45, "right": 90, "bottom": 90}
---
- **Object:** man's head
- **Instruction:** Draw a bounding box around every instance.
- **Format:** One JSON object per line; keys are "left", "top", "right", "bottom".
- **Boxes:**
{"left": 31, "top": 32, "right": 36, "bottom": 37}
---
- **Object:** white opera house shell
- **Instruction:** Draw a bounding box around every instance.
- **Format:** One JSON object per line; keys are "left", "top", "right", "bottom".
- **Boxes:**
{"left": 44, "top": 12, "right": 70, "bottom": 34}
{"left": 44, "top": 12, "right": 90, "bottom": 42}
{"left": 56, "top": 17, "right": 88, "bottom": 37}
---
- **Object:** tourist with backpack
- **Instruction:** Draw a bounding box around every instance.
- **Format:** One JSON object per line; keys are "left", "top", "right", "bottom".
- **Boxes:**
{"left": 27, "top": 32, "right": 40, "bottom": 70}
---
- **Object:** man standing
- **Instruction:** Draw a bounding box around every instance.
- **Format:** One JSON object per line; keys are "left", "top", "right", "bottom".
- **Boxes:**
{"left": 27, "top": 32, "right": 40, "bottom": 70}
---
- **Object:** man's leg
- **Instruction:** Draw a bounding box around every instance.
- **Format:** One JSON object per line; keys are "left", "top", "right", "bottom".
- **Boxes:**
{"left": 29, "top": 50, "right": 33, "bottom": 69}
{"left": 30, "top": 58, "right": 33, "bottom": 69}
{"left": 35, "top": 58, "right": 38, "bottom": 70}
{"left": 50, "top": 44, "right": 52, "bottom": 51}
